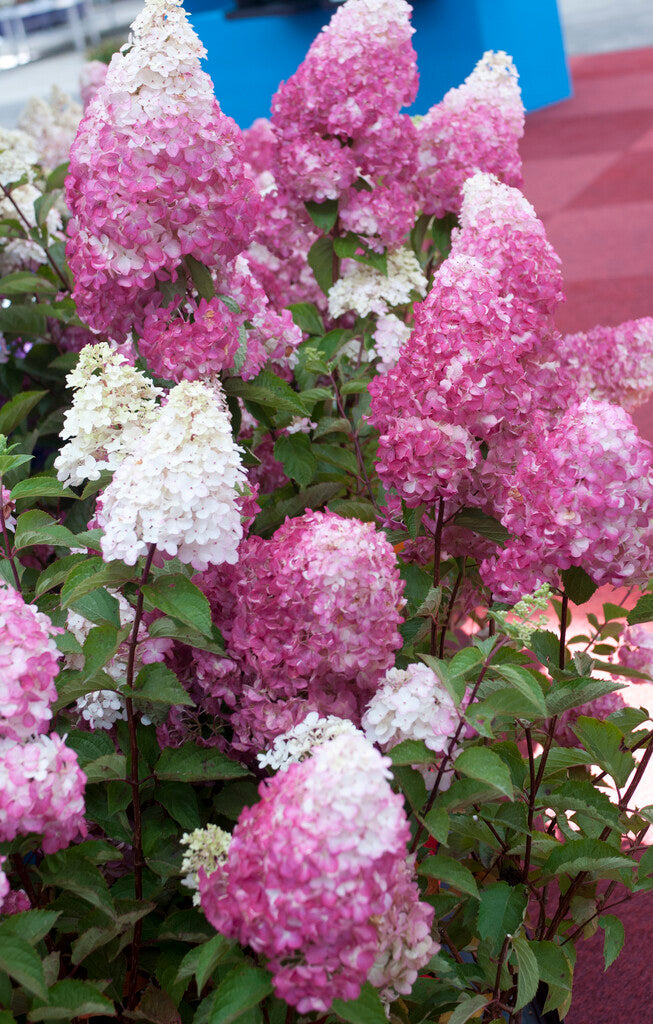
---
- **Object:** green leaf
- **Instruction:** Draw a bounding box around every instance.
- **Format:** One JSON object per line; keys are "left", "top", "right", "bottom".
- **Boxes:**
{"left": 0, "top": 305, "right": 47, "bottom": 337}
{"left": 476, "top": 882, "right": 528, "bottom": 953}
{"left": 38, "top": 849, "right": 115, "bottom": 915}
{"left": 83, "top": 753, "right": 126, "bottom": 783}
{"left": 223, "top": 370, "right": 308, "bottom": 418}
{"left": 455, "top": 747, "right": 514, "bottom": 800}
{"left": 328, "top": 498, "right": 376, "bottom": 522}
{"left": 0, "top": 935, "right": 47, "bottom": 998}
{"left": 208, "top": 965, "right": 273, "bottom": 1024}
{"left": 10, "top": 475, "right": 77, "bottom": 501}
{"left": 628, "top": 593, "right": 653, "bottom": 625}
{"left": 307, "top": 236, "right": 335, "bottom": 294}
{"left": 446, "top": 995, "right": 490, "bottom": 1024}
{"left": 14, "top": 509, "right": 77, "bottom": 550}
{"left": 45, "top": 161, "right": 69, "bottom": 190}
{"left": 146, "top": 615, "right": 225, "bottom": 655}
{"left": 253, "top": 481, "right": 342, "bottom": 537}
{"left": 34, "top": 191, "right": 59, "bottom": 228}
{"left": 529, "top": 629, "right": 560, "bottom": 666}
{"left": 418, "top": 853, "right": 479, "bottom": 898}
{"left": 186, "top": 255, "right": 215, "bottom": 300}
{"left": 60, "top": 557, "right": 137, "bottom": 608}
{"left": 155, "top": 743, "right": 249, "bottom": 783}
{"left": 34, "top": 552, "right": 87, "bottom": 597}
{"left": 288, "top": 302, "right": 324, "bottom": 336}
{"left": 453, "top": 508, "right": 509, "bottom": 546}
{"left": 177, "top": 935, "right": 232, "bottom": 993}
{"left": 392, "top": 764, "right": 427, "bottom": 812}
{"left": 28, "top": 979, "right": 115, "bottom": 1021}
{"left": 0, "top": 272, "right": 57, "bottom": 295}
{"left": 314, "top": 442, "right": 359, "bottom": 477}
{"left": 529, "top": 940, "right": 572, "bottom": 993}
{"left": 546, "top": 677, "right": 625, "bottom": 717}
{"left": 332, "top": 983, "right": 387, "bottom": 1024}
{"left": 0, "top": 910, "right": 59, "bottom": 945}
{"left": 493, "top": 664, "right": 547, "bottom": 717}
{"left": 422, "top": 806, "right": 449, "bottom": 845}
{"left": 70, "top": 588, "right": 121, "bottom": 629}
{"left": 142, "top": 575, "right": 213, "bottom": 637}
{"left": 547, "top": 780, "right": 620, "bottom": 830}
{"left": 560, "top": 565, "right": 598, "bottom": 605}
{"left": 388, "top": 739, "right": 435, "bottom": 766}
{"left": 82, "top": 624, "right": 123, "bottom": 679}
{"left": 156, "top": 782, "right": 201, "bottom": 830}
{"left": 511, "top": 934, "right": 539, "bottom": 1011}
{"left": 305, "top": 198, "right": 338, "bottom": 233}
{"left": 0, "top": 390, "right": 46, "bottom": 435}
{"left": 542, "top": 839, "right": 634, "bottom": 877}
{"left": 273, "top": 433, "right": 317, "bottom": 488}
{"left": 572, "top": 716, "right": 635, "bottom": 788}
{"left": 599, "top": 914, "right": 625, "bottom": 970}
{"left": 134, "top": 662, "right": 195, "bottom": 708}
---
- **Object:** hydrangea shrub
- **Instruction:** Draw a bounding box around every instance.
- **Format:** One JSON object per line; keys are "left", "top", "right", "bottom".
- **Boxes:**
{"left": 0, "top": 0, "right": 652, "bottom": 1022}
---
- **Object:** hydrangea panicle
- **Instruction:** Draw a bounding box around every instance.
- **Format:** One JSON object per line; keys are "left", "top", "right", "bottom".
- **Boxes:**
{"left": 100, "top": 378, "right": 247, "bottom": 569}
{"left": 0, "top": 584, "right": 61, "bottom": 742}
{"left": 200, "top": 732, "right": 436, "bottom": 1010}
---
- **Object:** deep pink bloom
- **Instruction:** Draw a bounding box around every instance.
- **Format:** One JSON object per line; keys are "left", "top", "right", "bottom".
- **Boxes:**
{"left": 200, "top": 733, "right": 436, "bottom": 1011}
{"left": 0, "top": 584, "right": 60, "bottom": 742}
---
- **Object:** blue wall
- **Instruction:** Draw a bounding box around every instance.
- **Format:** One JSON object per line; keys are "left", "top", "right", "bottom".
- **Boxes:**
{"left": 187, "top": 0, "right": 572, "bottom": 129}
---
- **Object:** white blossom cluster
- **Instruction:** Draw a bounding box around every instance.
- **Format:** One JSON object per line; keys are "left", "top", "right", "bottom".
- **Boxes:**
{"left": 100, "top": 0, "right": 214, "bottom": 121}
{"left": 55, "top": 343, "right": 163, "bottom": 487}
{"left": 492, "top": 583, "right": 551, "bottom": 644}
{"left": 100, "top": 379, "right": 247, "bottom": 570}
{"left": 257, "top": 712, "right": 361, "bottom": 771}
{"left": 180, "top": 823, "right": 231, "bottom": 904}
{"left": 18, "top": 87, "right": 82, "bottom": 173}
{"left": 327, "top": 247, "right": 427, "bottom": 319}
{"left": 362, "top": 662, "right": 459, "bottom": 754}
{"left": 371, "top": 313, "right": 412, "bottom": 371}
{"left": 0, "top": 127, "right": 38, "bottom": 188}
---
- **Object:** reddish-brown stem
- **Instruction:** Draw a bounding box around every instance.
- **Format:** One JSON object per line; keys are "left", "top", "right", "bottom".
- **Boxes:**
{"left": 124, "top": 543, "right": 156, "bottom": 1011}
{"left": 0, "top": 183, "right": 69, "bottom": 290}
{"left": 430, "top": 499, "right": 444, "bottom": 655}
{"left": 329, "top": 371, "right": 378, "bottom": 511}
{"left": 0, "top": 480, "right": 21, "bottom": 592}
{"left": 438, "top": 561, "right": 463, "bottom": 659}
{"left": 522, "top": 727, "right": 537, "bottom": 882}
{"left": 410, "top": 637, "right": 508, "bottom": 852}
{"left": 559, "top": 590, "right": 569, "bottom": 670}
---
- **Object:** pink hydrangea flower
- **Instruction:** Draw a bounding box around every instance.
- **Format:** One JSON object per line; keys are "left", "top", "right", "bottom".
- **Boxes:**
{"left": 271, "top": 0, "right": 419, "bottom": 249}
{"left": 376, "top": 415, "right": 480, "bottom": 506}
{"left": 481, "top": 399, "right": 653, "bottom": 601}
{"left": 0, "top": 734, "right": 86, "bottom": 853}
{"left": 617, "top": 624, "right": 653, "bottom": 678}
{"left": 79, "top": 61, "right": 108, "bottom": 110}
{"left": 194, "top": 510, "right": 405, "bottom": 752}
{"left": 200, "top": 732, "right": 436, "bottom": 1011}
{"left": 66, "top": 0, "right": 260, "bottom": 340}
{"left": 139, "top": 295, "right": 242, "bottom": 382}
{"left": 416, "top": 50, "right": 524, "bottom": 217}
{"left": 0, "top": 584, "right": 61, "bottom": 742}
{"left": 555, "top": 317, "right": 653, "bottom": 411}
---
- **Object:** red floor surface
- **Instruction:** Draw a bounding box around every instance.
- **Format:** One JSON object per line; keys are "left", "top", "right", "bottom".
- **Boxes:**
{"left": 521, "top": 48, "right": 653, "bottom": 1021}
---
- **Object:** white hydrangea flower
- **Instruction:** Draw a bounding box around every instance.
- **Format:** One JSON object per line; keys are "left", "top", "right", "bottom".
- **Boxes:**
{"left": 363, "top": 662, "right": 459, "bottom": 754}
{"left": 75, "top": 689, "right": 126, "bottom": 731}
{"left": 97, "top": 0, "right": 214, "bottom": 122}
{"left": 371, "top": 313, "right": 412, "bottom": 371}
{"left": 257, "top": 712, "right": 362, "bottom": 772}
{"left": 55, "top": 343, "right": 163, "bottom": 487}
{"left": 327, "top": 248, "right": 427, "bottom": 319}
{"left": 285, "top": 416, "right": 317, "bottom": 435}
{"left": 0, "top": 127, "right": 38, "bottom": 188}
{"left": 18, "top": 87, "right": 82, "bottom": 173}
{"left": 100, "top": 378, "right": 247, "bottom": 570}
{"left": 180, "top": 824, "right": 231, "bottom": 905}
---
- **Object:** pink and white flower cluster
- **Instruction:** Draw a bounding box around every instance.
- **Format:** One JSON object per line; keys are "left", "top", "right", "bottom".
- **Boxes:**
{"left": 200, "top": 732, "right": 436, "bottom": 1011}
{"left": 66, "top": 0, "right": 260, "bottom": 341}
{"left": 271, "top": 0, "right": 419, "bottom": 249}
{"left": 0, "top": 586, "right": 86, "bottom": 852}
{"left": 191, "top": 510, "right": 405, "bottom": 753}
